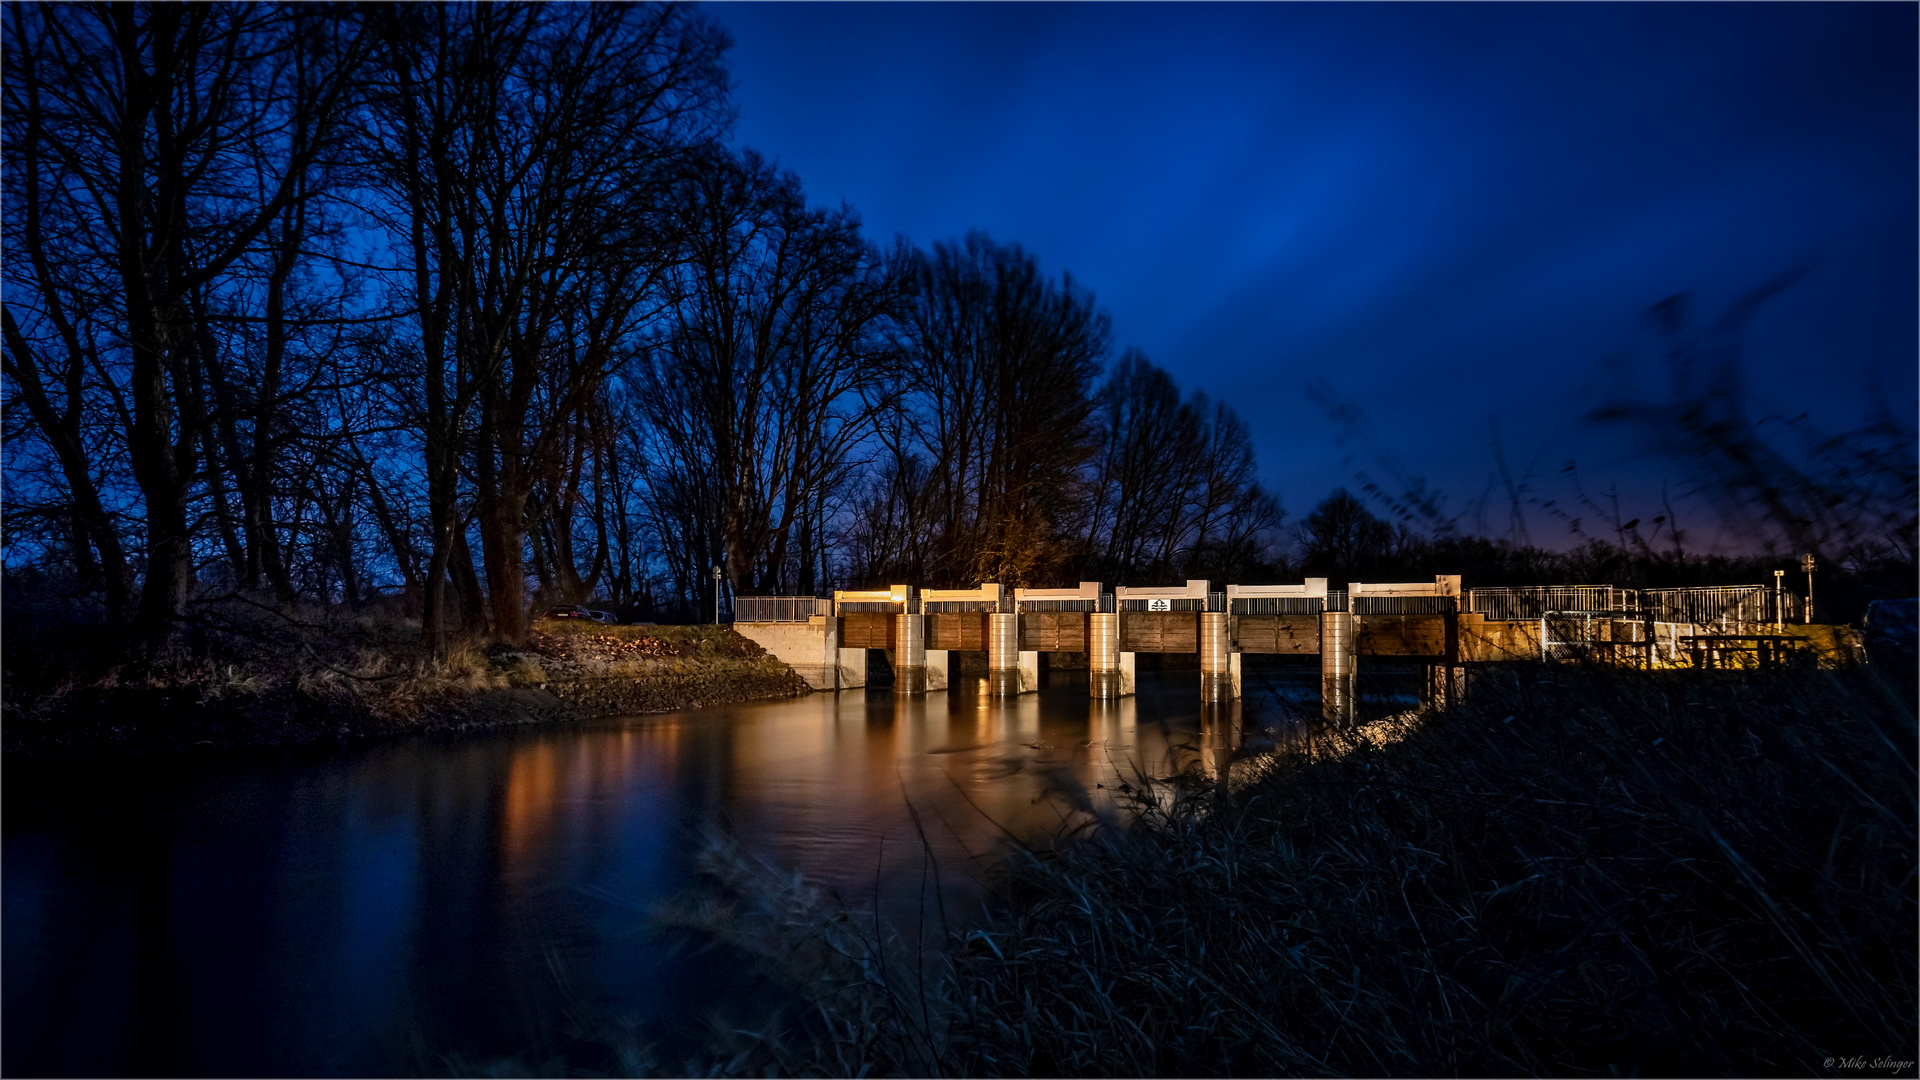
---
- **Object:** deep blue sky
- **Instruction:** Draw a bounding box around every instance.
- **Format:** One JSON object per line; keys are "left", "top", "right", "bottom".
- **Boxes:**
{"left": 710, "top": 2, "right": 1916, "bottom": 549}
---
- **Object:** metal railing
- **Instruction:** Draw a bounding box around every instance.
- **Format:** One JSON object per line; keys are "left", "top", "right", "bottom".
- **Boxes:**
{"left": 1120, "top": 597, "right": 1209, "bottom": 612}
{"left": 922, "top": 599, "right": 1003, "bottom": 613}
{"left": 1020, "top": 596, "right": 1114, "bottom": 612}
{"left": 733, "top": 596, "right": 831, "bottom": 623}
{"left": 1352, "top": 595, "right": 1458, "bottom": 616}
{"left": 1643, "top": 586, "right": 1772, "bottom": 631}
{"left": 1231, "top": 596, "right": 1325, "bottom": 615}
{"left": 1468, "top": 586, "right": 1637, "bottom": 621}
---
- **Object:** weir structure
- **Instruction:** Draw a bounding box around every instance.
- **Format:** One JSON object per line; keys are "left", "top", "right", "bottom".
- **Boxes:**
{"left": 731, "top": 576, "right": 1823, "bottom": 717}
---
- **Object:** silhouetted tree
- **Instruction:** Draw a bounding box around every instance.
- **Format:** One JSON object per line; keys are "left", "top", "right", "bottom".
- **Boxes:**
{"left": 635, "top": 147, "right": 899, "bottom": 615}
{"left": 3, "top": 3, "right": 372, "bottom": 649}
{"left": 362, "top": 2, "right": 728, "bottom": 647}
{"left": 891, "top": 232, "right": 1107, "bottom": 586}
{"left": 1299, "top": 489, "right": 1393, "bottom": 584}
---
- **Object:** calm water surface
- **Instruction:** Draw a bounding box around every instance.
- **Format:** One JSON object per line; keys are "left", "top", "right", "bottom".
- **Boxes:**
{"left": 4, "top": 671, "right": 1287, "bottom": 1076}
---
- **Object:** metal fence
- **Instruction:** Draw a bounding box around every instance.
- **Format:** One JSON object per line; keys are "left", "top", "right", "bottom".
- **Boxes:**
{"left": 1352, "top": 595, "right": 1458, "bottom": 616}
{"left": 1643, "top": 586, "right": 1773, "bottom": 631}
{"left": 1230, "top": 596, "right": 1326, "bottom": 615}
{"left": 1120, "top": 597, "right": 1209, "bottom": 612}
{"left": 1468, "top": 586, "right": 1637, "bottom": 621}
{"left": 1018, "top": 595, "right": 1114, "bottom": 613}
{"left": 922, "top": 599, "right": 1004, "bottom": 613}
{"left": 733, "top": 596, "right": 831, "bottom": 623}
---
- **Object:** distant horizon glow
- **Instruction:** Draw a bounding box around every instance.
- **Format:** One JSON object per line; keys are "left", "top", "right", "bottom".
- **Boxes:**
{"left": 710, "top": 2, "right": 1917, "bottom": 552}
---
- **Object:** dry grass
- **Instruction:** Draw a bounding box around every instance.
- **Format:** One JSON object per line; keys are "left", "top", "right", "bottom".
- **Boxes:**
{"left": 2, "top": 589, "right": 799, "bottom": 753}
{"left": 687, "top": 662, "right": 1917, "bottom": 1077}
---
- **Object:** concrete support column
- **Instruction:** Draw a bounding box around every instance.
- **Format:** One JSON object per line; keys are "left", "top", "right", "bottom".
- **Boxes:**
{"left": 925, "top": 649, "right": 950, "bottom": 691}
{"left": 1018, "top": 650, "right": 1041, "bottom": 692}
{"left": 1228, "top": 652, "right": 1243, "bottom": 699}
{"left": 821, "top": 615, "right": 840, "bottom": 691}
{"left": 1119, "top": 651, "right": 1137, "bottom": 695}
{"left": 836, "top": 645, "right": 868, "bottom": 689}
{"left": 1422, "top": 664, "right": 1465, "bottom": 708}
{"left": 895, "top": 613, "right": 927, "bottom": 694}
{"left": 1088, "top": 612, "right": 1128, "bottom": 698}
{"left": 1320, "top": 610, "right": 1355, "bottom": 723}
{"left": 987, "top": 612, "right": 1021, "bottom": 696}
{"left": 1200, "top": 611, "right": 1234, "bottom": 702}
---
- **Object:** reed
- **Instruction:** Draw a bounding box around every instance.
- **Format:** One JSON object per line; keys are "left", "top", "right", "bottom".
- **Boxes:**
{"left": 693, "top": 662, "right": 1917, "bottom": 1077}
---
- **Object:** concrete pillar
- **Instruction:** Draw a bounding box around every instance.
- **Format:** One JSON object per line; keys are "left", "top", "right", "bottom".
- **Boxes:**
{"left": 822, "top": 614, "right": 840, "bottom": 690}
{"left": 836, "top": 645, "right": 868, "bottom": 688}
{"left": 1422, "top": 664, "right": 1465, "bottom": 708}
{"left": 987, "top": 612, "right": 1021, "bottom": 696}
{"left": 1119, "top": 651, "right": 1137, "bottom": 695}
{"left": 1320, "top": 610, "right": 1355, "bottom": 723}
{"left": 1200, "top": 611, "right": 1234, "bottom": 702}
{"left": 1228, "top": 652, "right": 1243, "bottom": 699}
{"left": 1018, "top": 650, "right": 1041, "bottom": 692}
{"left": 925, "top": 649, "right": 950, "bottom": 691}
{"left": 895, "top": 613, "right": 926, "bottom": 694}
{"left": 1088, "top": 612, "right": 1127, "bottom": 698}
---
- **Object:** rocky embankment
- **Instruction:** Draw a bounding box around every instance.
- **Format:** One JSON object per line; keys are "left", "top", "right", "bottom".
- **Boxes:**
{"left": 2, "top": 623, "right": 812, "bottom": 759}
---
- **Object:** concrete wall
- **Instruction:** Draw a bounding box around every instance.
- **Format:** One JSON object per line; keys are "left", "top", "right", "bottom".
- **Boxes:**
{"left": 733, "top": 618, "right": 865, "bottom": 690}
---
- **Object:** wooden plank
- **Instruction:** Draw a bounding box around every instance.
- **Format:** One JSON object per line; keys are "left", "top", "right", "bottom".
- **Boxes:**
{"left": 1122, "top": 611, "right": 1199, "bottom": 653}
{"left": 839, "top": 613, "right": 892, "bottom": 650}
{"left": 1356, "top": 614, "right": 1449, "bottom": 656}
{"left": 1019, "top": 611, "right": 1087, "bottom": 652}
{"left": 1232, "top": 614, "right": 1320, "bottom": 655}
{"left": 926, "top": 612, "right": 986, "bottom": 651}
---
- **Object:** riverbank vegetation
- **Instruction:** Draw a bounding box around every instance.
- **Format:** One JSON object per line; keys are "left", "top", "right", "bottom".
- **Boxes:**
{"left": 0, "top": 585, "right": 803, "bottom": 758}
{"left": 676, "top": 662, "right": 1916, "bottom": 1077}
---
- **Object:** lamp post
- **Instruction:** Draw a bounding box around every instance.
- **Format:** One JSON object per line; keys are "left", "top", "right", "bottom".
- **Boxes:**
{"left": 1800, "top": 553, "right": 1816, "bottom": 625}
{"left": 1773, "top": 569, "right": 1784, "bottom": 631}
{"left": 713, "top": 564, "right": 723, "bottom": 625}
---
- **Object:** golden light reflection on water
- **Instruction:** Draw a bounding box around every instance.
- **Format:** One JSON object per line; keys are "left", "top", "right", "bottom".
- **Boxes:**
{"left": 488, "top": 679, "right": 1263, "bottom": 913}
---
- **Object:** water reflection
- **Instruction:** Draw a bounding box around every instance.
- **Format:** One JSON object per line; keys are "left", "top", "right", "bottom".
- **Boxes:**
{"left": 3, "top": 672, "right": 1254, "bottom": 1077}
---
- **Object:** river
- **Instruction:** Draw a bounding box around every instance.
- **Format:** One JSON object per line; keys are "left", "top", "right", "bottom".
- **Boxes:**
{"left": 3, "top": 669, "right": 1303, "bottom": 1077}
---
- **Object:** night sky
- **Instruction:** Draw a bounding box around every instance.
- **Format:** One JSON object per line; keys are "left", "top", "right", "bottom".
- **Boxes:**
{"left": 710, "top": 3, "right": 1916, "bottom": 548}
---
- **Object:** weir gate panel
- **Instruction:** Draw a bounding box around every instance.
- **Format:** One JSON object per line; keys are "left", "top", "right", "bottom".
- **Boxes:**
{"left": 1123, "top": 611, "right": 1200, "bottom": 653}
{"left": 1355, "top": 614, "right": 1452, "bottom": 657}
{"left": 839, "top": 613, "right": 893, "bottom": 649}
{"left": 1231, "top": 614, "right": 1321, "bottom": 654}
{"left": 926, "top": 612, "right": 988, "bottom": 652}
{"left": 1020, "top": 611, "right": 1089, "bottom": 652}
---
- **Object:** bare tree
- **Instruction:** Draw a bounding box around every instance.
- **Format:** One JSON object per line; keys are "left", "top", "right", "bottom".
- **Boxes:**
{"left": 3, "top": 3, "right": 372, "bottom": 649}
{"left": 892, "top": 232, "right": 1107, "bottom": 586}
{"left": 361, "top": 2, "right": 727, "bottom": 649}
{"left": 635, "top": 147, "right": 898, "bottom": 612}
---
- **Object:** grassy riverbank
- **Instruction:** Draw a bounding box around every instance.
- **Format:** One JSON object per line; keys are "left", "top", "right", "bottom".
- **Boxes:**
{"left": 683, "top": 662, "right": 1916, "bottom": 1077}
{"left": 1, "top": 601, "right": 808, "bottom": 758}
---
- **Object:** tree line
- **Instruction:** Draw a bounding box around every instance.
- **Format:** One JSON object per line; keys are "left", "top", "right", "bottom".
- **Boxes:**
{"left": 2, "top": 3, "right": 1283, "bottom": 653}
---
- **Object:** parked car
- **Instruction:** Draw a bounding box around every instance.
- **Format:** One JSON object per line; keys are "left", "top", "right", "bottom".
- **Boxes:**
{"left": 1862, "top": 597, "right": 1917, "bottom": 668}
{"left": 543, "top": 605, "right": 619, "bottom": 625}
